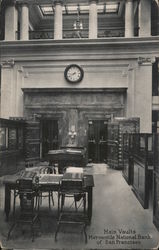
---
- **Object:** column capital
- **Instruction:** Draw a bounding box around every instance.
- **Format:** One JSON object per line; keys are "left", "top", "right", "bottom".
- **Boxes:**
{"left": 1, "top": 59, "right": 15, "bottom": 68}
{"left": 138, "top": 57, "right": 156, "bottom": 66}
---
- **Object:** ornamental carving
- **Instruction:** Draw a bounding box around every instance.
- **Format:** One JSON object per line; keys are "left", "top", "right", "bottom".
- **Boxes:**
{"left": 1, "top": 59, "right": 14, "bottom": 68}
{"left": 138, "top": 57, "right": 156, "bottom": 65}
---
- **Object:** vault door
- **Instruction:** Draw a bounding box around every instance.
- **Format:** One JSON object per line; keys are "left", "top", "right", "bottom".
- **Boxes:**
{"left": 88, "top": 120, "right": 107, "bottom": 163}
{"left": 42, "top": 120, "right": 58, "bottom": 158}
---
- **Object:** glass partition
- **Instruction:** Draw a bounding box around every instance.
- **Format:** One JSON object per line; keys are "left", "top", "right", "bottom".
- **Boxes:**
{"left": 154, "top": 134, "right": 159, "bottom": 173}
{"left": 132, "top": 134, "right": 147, "bottom": 161}
{"left": 153, "top": 134, "right": 159, "bottom": 230}
{"left": 18, "top": 128, "right": 24, "bottom": 150}
{"left": 131, "top": 134, "right": 154, "bottom": 209}
{"left": 8, "top": 128, "right": 17, "bottom": 150}
{"left": 0, "top": 128, "right": 8, "bottom": 150}
{"left": 122, "top": 133, "right": 134, "bottom": 185}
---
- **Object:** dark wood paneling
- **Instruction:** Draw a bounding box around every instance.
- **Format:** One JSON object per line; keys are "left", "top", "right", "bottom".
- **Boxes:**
{"left": 107, "top": 118, "right": 139, "bottom": 169}
{"left": 122, "top": 134, "right": 134, "bottom": 185}
{"left": 25, "top": 121, "right": 40, "bottom": 166}
{"left": 41, "top": 120, "right": 59, "bottom": 158}
{"left": 131, "top": 134, "right": 150, "bottom": 209}
{"left": 0, "top": 118, "right": 25, "bottom": 176}
{"left": 153, "top": 134, "right": 159, "bottom": 229}
{"left": 132, "top": 158, "right": 149, "bottom": 209}
{"left": 153, "top": 172, "right": 159, "bottom": 230}
{"left": 154, "top": 134, "right": 159, "bottom": 174}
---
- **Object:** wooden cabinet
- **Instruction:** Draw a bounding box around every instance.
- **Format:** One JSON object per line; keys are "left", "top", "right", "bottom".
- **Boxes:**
{"left": 132, "top": 134, "right": 149, "bottom": 209}
{"left": 107, "top": 117, "right": 139, "bottom": 169}
{"left": 153, "top": 134, "right": 159, "bottom": 229}
{"left": 122, "top": 133, "right": 134, "bottom": 185}
{"left": 24, "top": 120, "right": 40, "bottom": 167}
{"left": 127, "top": 133, "right": 154, "bottom": 209}
{"left": 0, "top": 118, "right": 25, "bottom": 176}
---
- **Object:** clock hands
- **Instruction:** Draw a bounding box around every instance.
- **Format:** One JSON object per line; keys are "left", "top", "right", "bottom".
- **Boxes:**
{"left": 64, "top": 64, "right": 84, "bottom": 83}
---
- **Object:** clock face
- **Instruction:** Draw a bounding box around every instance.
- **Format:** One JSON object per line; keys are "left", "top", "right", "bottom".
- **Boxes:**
{"left": 64, "top": 64, "right": 84, "bottom": 83}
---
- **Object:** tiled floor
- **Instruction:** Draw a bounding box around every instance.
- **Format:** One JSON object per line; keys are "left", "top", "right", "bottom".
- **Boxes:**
{"left": 0, "top": 164, "right": 159, "bottom": 250}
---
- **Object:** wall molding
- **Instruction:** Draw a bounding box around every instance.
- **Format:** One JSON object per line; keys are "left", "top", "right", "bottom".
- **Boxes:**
{"left": 22, "top": 87, "right": 127, "bottom": 93}
{"left": 1, "top": 37, "right": 159, "bottom": 61}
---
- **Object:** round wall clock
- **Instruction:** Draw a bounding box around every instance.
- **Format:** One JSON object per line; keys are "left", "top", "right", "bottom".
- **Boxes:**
{"left": 64, "top": 64, "right": 84, "bottom": 83}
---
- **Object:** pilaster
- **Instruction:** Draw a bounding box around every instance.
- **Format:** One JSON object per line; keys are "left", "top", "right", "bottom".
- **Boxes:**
{"left": 134, "top": 57, "right": 155, "bottom": 133}
{"left": 0, "top": 60, "right": 15, "bottom": 118}
{"left": 126, "top": 63, "right": 135, "bottom": 118}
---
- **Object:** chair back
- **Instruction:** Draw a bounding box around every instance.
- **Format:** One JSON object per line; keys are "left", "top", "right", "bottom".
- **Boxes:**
{"left": 17, "top": 179, "right": 36, "bottom": 212}
{"left": 60, "top": 179, "right": 83, "bottom": 194}
{"left": 18, "top": 179, "right": 33, "bottom": 192}
{"left": 40, "top": 166, "right": 53, "bottom": 174}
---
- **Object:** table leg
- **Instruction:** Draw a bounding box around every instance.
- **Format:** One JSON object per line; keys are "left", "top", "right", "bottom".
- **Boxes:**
{"left": 5, "top": 184, "right": 11, "bottom": 221}
{"left": 87, "top": 187, "right": 93, "bottom": 224}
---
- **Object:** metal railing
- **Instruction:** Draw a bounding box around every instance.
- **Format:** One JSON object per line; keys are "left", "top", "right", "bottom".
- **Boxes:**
{"left": 27, "top": 27, "right": 125, "bottom": 40}
{"left": 15, "top": 26, "right": 140, "bottom": 40}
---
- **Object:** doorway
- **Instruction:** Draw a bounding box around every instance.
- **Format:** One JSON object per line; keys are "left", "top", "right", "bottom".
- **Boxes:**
{"left": 41, "top": 120, "right": 59, "bottom": 158}
{"left": 88, "top": 120, "right": 107, "bottom": 163}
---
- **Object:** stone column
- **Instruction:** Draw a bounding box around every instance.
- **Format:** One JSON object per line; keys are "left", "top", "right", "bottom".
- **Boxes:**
{"left": 125, "top": 0, "right": 134, "bottom": 37}
{"left": 134, "top": 57, "right": 155, "bottom": 133}
{"left": 4, "top": 1, "right": 18, "bottom": 40}
{"left": 89, "top": 0, "right": 98, "bottom": 39}
{"left": 16, "top": 67, "right": 24, "bottom": 117}
{"left": 0, "top": 60, "right": 15, "bottom": 118}
{"left": 126, "top": 64, "right": 135, "bottom": 118}
{"left": 54, "top": 0, "right": 63, "bottom": 40}
{"left": 139, "top": 0, "right": 151, "bottom": 37}
{"left": 20, "top": 4, "right": 29, "bottom": 40}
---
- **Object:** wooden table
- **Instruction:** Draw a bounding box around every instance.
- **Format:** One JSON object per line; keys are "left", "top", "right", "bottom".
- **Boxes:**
{"left": 3, "top": 171, "right": 94, "bottom": 223}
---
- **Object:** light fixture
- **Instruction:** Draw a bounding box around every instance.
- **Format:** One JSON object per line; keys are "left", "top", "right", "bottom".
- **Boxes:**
{"left": 73, "top": 5, "right": 83, "bottom": 38}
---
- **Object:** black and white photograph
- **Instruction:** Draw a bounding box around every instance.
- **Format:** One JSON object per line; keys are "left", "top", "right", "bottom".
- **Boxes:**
{"left": 0, "top": 0, "right": 159, "bottom": 249}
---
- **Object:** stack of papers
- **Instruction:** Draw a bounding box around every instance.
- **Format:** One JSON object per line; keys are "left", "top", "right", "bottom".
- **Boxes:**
{"left": 66, "top": 167, "right": 83, "bottom": 174}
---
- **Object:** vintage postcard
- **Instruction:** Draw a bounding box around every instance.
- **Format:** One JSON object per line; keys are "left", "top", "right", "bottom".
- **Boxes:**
{"left": 0, "top": 0, "right": 159, "bottom": 249}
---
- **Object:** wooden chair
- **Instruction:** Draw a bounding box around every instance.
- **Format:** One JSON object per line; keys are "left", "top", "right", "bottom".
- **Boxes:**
{"left": 39, "top": 166, "right": 55, "bottom": 208}
{"left": 12, "top": 171, "right": 37, "bottom": 216}
{"left": 7, "top": 178, "right": 40, "bottom": 242}
{"left": 55, "top": 179, "right": 88, "bottom": 243}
